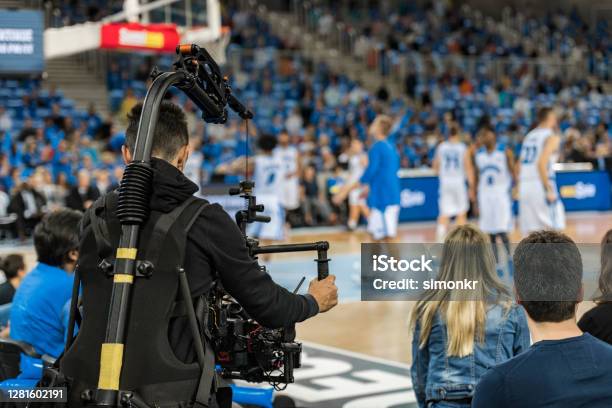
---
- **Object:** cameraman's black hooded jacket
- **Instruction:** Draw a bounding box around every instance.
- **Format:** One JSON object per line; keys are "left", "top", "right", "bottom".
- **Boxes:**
{"left": 60, "top": 158, "right": 318, "bottom": 406}
{"left": 148, "top": 158, "right": 319, "bottom": 326}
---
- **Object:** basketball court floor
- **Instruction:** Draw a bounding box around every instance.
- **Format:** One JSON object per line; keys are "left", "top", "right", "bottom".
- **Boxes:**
{"left": 0, "top": 211, "right": 609, "bottom": 407}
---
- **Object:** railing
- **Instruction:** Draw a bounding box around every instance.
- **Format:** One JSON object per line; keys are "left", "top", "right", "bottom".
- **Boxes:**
{"left": 74, "top": 49, "right": 108, "bottom": 81}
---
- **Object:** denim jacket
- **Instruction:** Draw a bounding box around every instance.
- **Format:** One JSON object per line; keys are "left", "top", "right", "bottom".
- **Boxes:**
{"left": 410, "top": 304, "right": 530, "bottom": 407}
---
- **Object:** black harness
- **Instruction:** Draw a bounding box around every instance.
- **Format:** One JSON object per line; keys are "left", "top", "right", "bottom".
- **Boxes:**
{"left": 53, "top": 193, "right": 227, "bottom": 408}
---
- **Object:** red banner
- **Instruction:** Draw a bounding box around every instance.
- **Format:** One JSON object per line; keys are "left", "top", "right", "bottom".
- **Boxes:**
{"left": 100, "top": 23, "right": 179, "bottom": 53}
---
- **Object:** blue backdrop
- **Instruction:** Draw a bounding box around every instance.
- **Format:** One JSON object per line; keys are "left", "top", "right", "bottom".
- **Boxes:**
{"left": 399, "top": 171, "right": 612, "bottom": 222}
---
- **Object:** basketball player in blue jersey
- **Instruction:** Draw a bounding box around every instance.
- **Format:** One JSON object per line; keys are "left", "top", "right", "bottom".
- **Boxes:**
{"left": 333, "top": 115, "right": 400, "bottom": 241}
{"left": 474, "top": 126, "right": 515, "bottom": 272}
{"left": 433, "top": 125, "right": 475, "bottom": 241}
{"left": 517, "top": 107, "right": 565, "bottom": 235}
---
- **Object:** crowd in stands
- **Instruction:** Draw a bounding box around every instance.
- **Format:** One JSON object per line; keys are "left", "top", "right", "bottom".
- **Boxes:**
{"left": 0, "top": 76, "right": 125, "bottom": 239}
{"left": 310, "top": 0, "right": 610, "bottom": 79}
{"left": 0, "top": 2, "right": 610, "bottom": 234}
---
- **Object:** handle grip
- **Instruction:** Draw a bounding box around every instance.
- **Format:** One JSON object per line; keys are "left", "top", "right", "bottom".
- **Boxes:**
{"left": 316, "top": 242, "right": 330, "bottom": 280}
{"left": 254, "top": 215, "right": 271, "bottom": 223}
{"left": 317, "top": 260, "right": 329, "bottom": 281}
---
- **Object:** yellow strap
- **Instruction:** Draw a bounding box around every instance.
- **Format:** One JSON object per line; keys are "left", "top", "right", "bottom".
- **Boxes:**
{"left": 116, "top": 248, "right": 137, "bottom": 260}
{"left": 98, "top": 343, "right": 124, "bottom": 390}
{"left": 113, "top": 274, "right": 134, "bottom": 284}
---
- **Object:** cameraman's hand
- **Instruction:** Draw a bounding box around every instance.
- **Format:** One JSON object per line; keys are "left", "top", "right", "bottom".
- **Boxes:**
{"left": 308, "top": 275, "right": 338, "bottom": 313}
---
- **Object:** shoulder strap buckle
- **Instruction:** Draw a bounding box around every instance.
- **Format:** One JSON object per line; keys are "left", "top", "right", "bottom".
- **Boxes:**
{"left": 135, "top": 260, "right": 155, "bottom": 278}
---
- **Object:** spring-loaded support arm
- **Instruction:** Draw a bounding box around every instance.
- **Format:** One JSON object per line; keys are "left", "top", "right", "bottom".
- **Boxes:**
{"left": 91, "top": 70, "right": 188, "bottom": 407}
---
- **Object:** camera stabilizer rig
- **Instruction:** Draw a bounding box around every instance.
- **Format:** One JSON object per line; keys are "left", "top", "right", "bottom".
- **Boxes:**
{"left": 208, "top": 181, "right": 330, "bottom": 387}
{"left": 68, "top": 44, "right": 330, "bottom": 407}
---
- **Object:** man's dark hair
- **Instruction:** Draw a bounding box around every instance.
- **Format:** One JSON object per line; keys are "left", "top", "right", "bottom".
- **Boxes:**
{"left": 125, "top": 101, "right": 189, "bottom": 160}
{"left": 513, "top": 230, "right": 582, "bottom": 322}
{"left": 537, "top": 107, "right": 554, "bottom": 123}
{"left": 2, "top": 254, "right": 24, "bottom": 280}
{"left": 34, "top": 209, "right": 83, "bottom": 267}
{"left": 258, "top": 134, "right": 277, "bottom": 152}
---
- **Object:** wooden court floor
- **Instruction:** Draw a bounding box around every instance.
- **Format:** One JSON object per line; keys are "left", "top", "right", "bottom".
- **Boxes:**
{"left": 0, "top": 211, "right": 609, "bottom": 365}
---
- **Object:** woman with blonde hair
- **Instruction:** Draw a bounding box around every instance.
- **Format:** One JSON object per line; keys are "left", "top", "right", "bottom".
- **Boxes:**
{"left": 410, "top": 224, "right": 529, "bottom": 407}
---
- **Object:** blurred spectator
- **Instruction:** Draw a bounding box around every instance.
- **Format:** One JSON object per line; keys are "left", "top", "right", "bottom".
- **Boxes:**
{"left": 285, "top": 107, "right": 303, "bottom": 137}
{"left": 9, "top": 175, "right": 46, "bottom": 240}
{"left": 85, "top": 103, "right": 103, "bottom": 137}
{"left": 107, "top": 61, "right": 123, "bottom": 90}
{"left": 39, "top": 168, "right": 67, "bottom": 210}
{"left": 66, "top": 169, "right": 100, "bottom": 211}
{"left": 50, "top": 103, "right": 66, "bottom": 131}
{"left": 119, "top": 88, "right": 138, "bottom": 121}
{"left": 0, "top": 254, "right": 25, "bottom": 305}
{"left": 0, "top": 106, "right": 11, "bottom": 132}
{"left": 0, "top": 186, "right": 16, "bottom": 238}
{"left": 17, "top": 118, "right": 37, "bottom": 142}
{"left": 300, "top": 164, "right": 333, "bottom": 225}
{"left": 95, "top": 169, "right": 113, "bottom": 195}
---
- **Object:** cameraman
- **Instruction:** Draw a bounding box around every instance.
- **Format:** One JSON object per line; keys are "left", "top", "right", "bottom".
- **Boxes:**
{"left": 68, "top": 101, "right": 338, "bottom": 407}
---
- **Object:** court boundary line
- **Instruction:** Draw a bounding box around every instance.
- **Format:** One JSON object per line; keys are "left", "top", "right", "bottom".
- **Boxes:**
{"left": 300, "top": 340, "right": 411, "bottom": 369}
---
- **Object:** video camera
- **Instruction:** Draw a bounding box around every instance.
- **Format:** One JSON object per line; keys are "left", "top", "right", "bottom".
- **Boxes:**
{"left": 209, "top": 180, "right": 330, "bottom": 387}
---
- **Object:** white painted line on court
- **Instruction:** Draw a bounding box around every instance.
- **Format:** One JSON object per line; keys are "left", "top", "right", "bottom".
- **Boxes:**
{"left": 300, "top": 341, "right": 411, "bottom": 369}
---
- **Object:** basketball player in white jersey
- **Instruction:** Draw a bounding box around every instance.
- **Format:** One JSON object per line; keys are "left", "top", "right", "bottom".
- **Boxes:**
{"left": 274, "top": 130, "right": 300, "bottom": 215}
{"left": 433, "top": 125, "right": 475, "bottom": 241}
{"left": 218, "top": 134, "right": 286, "bottom": 243}
{"left": 346, "top": 138, "right": 369, "bottom": 230}
{"left": 517, "top": 107, "right": 565, "bottom": 235}
{"left": 474, "top": 126, "right": 515, "bottom": 270}
{"left": 249, "top": 134, "right": 286, "bottom": 242}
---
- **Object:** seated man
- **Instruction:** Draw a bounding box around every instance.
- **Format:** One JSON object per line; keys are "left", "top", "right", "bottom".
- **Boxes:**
{"left": 0, "top": 254, "right": 26, "bottom": 305}
{"left": 9, "top": 209, "right": 82, "bottom": 361}
{"left": 473, "top": 230, "right": 612, "bottom": 407}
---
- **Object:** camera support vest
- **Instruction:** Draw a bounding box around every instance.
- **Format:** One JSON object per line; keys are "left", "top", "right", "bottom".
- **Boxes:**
{"left": 59, "top": 192, "right": 220, "bottom": 407}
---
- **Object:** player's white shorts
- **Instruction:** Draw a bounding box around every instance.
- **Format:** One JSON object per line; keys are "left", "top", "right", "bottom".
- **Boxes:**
{"left": 439, "top": 182, "right": 469, "bottom": 217}
{"left": 281, "top": 177, "right": 300, "bottom": 211}
{"left": 247, "top": 194, "right": 285, "bottom": 241}
{"left": 349, "top": 187, "right": 367, "bottom": 206}
{"left": 479, "top": 190, "right": 513, "bottom": 234}
{"left": 367, "top": 205, "right": 400, "bottom": 240}
{"left": 519, "top": 180, "right": 566, "bottom": 235}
